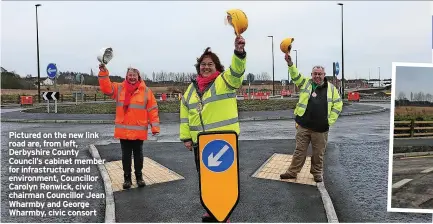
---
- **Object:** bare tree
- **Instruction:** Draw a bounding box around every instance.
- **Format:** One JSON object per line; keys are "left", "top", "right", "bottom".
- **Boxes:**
{"left": 256, "top": 72, "right": 271, "bottom": 81}
{"left": 426, "top": 93, "right": 433, "bottom": 102}
{"left": 421, "top": 92, "right": 426, "bottom": 101}
{"left": 262, "top": 72, "right": 271, "bottom": 81}
{"left": 141, "top": 73, "right": 150, "bottom": 81}
{"left": 413, "top": 92, "right": 426, "bottom": 101}
{"left": 397, "top": 92, "right": 406, "bottom": 100}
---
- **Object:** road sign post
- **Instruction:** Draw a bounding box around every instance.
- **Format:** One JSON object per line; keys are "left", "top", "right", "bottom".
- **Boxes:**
{"left": 198, "top": 131, "right": 239, "bottom": 222}
{"left": 333, "top": 62, "right": 340, "bottom": 94}
{"left": 247, "top": 73, "right": 254, "bottom": 99}
{"left": 42, "top": 91, "right": 59, "bottom": 113}
{"left": 47, "top": 63, "right": 58, "bottom": 93}
{"left": 76, "top": 74, "right": 85, "bottom": 102}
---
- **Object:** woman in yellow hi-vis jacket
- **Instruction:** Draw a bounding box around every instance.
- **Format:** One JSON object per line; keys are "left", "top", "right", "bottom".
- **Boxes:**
{"left": 179, "top": 36, "right": 246, "bottom": 222}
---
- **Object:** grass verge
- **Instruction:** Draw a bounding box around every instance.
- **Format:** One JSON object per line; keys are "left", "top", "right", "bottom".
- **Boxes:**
{"left": 23, "top": 100, "right": 300, "bottom": 114}
{"left": 394, "top": 115, "right": 433, "bottom": 121}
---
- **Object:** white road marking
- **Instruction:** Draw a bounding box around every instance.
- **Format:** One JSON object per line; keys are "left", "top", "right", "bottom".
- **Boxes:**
{"left": 420, "top": 167, "right": 433, "bottom": 174}
{"left": 392, "top": 179, "right": 413, "bottom": 189}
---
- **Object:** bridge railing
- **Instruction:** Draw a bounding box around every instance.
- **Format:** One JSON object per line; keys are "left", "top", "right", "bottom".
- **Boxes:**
{"left": 394, "top": 120, "right": 433, "bottom": 138}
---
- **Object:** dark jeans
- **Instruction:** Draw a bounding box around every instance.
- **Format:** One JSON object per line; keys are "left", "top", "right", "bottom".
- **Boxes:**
{"left": 120, "top": 139, "right": 144, "bottom": 177}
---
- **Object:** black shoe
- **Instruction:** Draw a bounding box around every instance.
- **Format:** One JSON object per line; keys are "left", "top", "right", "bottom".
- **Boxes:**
{"left": 136, "top": 173, "right": 146, "bottom": 187}
{"left": 123, "top": 174, "right": 132, "bottom": 189}
{"left": 313, "top": 175, "right": 323, "bottom": 182}
{"left": 202, "top": 215, "right": 218, "bottom": 223}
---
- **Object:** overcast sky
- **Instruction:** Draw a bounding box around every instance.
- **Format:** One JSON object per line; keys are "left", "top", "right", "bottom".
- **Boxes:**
{"left": 395, "top": 65, "right": 433, "bottom": 98}
{"left": 1, "top": 1, "right": 432, "bottom": 81}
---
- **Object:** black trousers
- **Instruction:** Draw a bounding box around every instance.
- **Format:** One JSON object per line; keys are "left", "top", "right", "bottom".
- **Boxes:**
{"left": 193, "top": 144, "right": 200, "bottom": 173}
{"left": 120, "top": 139, "right": 144, "bottom": 176}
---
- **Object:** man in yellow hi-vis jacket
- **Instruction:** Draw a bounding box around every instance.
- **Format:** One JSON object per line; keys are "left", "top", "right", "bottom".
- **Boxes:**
{"left": 179, "top": 36, "right": 246, "bottom": 222}
{"left": 280, "top": 46, "right": 343, "bottom": 183}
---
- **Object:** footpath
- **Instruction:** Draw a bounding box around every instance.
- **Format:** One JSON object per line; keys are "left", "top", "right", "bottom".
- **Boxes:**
{"left": 1, "top": 104, "right": 387, "bottom": 124}
{"left": 90, "top": 139, "right": 335, "bottom": 223}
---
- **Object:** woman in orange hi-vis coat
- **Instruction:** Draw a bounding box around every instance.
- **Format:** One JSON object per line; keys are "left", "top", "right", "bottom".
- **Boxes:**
{"left": 98, "top": 63, "right": 160, "bottom": 189}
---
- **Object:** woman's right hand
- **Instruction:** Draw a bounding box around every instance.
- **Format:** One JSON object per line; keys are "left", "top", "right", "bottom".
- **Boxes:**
{"left": 99, "top": 63, "right": 107, "bottom": 72}
{"left": 284, "top": 45, "right": 294, "bottom": 67}
{"left": 184, "top": 141, "right": 193, "bottom": 151}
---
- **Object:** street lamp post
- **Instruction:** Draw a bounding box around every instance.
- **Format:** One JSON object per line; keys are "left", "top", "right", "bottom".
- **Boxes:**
{"left": 369, "top": 68, "right": 371, "bottom": 87}
{"left": 378, "top": 66, "right": 381, "bottom": 87}
{"left": 267, "top": 35, "right": 275, "bottom": 96}
{"left": 35, "top": 4, "right": 42, "bottom": 103}
{"left": 338, "top": 2, "right": 345, "bottom": 99}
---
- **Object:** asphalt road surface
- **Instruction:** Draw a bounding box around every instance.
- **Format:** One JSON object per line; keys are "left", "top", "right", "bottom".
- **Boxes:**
{"left": 392, "top": 156, "right": 433, "bottom": 210}
{"left": 97, "top": 140, "right": 327, "bottom": 223}
{"left": 1, "top": 105, "right": 432, "bottom": 222}
{"left": 1, "top": 108, "right": 24, "bottom": 113}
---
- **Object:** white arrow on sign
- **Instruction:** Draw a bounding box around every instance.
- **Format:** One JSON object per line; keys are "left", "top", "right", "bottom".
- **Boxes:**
{"left": 208, "top": 144, "right": 229, "bottom": 167}
{"left": 47, "top": 68, "right": 57, "bottom": 74}
{"left": 42, "top": 92, "right": 48, "bottom": 101}
{"left": 42, "top": 92, "right": 58, "bottom": 101}
{"left": 51, "top": 92, "right": 57, "bottom": 100}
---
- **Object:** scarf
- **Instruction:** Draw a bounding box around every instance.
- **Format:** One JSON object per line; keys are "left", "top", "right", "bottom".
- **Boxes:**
{"left": 123, "top": 81, "right": 140, "bottom": 112}
{"left": 197, "top": 71, "right": 220, "bottom": 93}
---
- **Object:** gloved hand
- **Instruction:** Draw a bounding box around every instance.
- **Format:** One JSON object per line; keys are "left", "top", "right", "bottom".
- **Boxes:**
{"left": 152, "top": 132, "right": 159, "bottom": 136}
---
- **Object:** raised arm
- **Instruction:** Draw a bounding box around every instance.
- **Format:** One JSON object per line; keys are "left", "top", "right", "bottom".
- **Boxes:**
{"left": 146, "top": 88, "right": 160, "bottom": 135}
{"left": 221, "top": 36, "right": 246, "bottom": 90}
{"left": 285, "top": 52, "right": 308, "bottom": 88}
{"left": 328, "top": 85, "right": 343, "bottom": 126}
{"left": 288, "top": 65, "right": 309, "bottom": 88}
{"left": 98, "top": 64, "right": 119, "bottom": 100}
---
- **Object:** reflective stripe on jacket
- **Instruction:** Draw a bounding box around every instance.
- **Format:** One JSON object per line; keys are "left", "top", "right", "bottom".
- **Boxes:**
{"left": 98, "top": 70, "right": 160, "bottom": 140}
{"left": 179, "top": 53, "right": 246, "bottom": 143}
{"left": 288, "top": 65, "right": 343, "bottom": 126}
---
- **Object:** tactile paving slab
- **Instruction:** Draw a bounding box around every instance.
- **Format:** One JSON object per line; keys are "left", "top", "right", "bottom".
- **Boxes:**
{"left": 105, "top": 157, "right": 184, "bottom": 192}
{"left": 252, "top": 153, "right": 316, "bottom": 186}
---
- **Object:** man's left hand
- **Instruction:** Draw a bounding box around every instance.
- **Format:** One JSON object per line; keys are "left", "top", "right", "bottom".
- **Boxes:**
{"left": 235, "top": 36, "right": 245, "bottom": 53}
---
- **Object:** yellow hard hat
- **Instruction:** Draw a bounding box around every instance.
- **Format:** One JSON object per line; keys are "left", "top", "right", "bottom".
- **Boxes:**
{"left": 225, "top": 9, "right": 248, "bottom": 36}
{"left": 280, "top": 37, "right": 295, "bottom": 53}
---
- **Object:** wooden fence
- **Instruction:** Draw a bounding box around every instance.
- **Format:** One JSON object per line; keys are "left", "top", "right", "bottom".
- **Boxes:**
{"left": 394, "top": 120, "right": 433, "bottom": 138}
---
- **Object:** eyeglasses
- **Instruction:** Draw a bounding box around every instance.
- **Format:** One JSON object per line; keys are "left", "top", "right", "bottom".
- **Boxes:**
{"left": 200, "top": 62, "right": 214, "bottom": 67}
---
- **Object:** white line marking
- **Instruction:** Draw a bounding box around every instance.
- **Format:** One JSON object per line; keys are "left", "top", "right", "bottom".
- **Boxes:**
{"left": 392, "top": 179, "right": 413, "bottom": 189}
{"left": 420, "top": 167, "right": 433, "bottom": 174}
{"left": 317, "top": 182, "right": 339, "bottom": 223}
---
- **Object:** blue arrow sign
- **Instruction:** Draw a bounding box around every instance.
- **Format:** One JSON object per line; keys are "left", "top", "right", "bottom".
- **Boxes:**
{"left": 202, "top": 139, "right": 235, "bottom": 172}
{"left": 46, "top": 63, "right": 57, "bottom": 79}
{"left": 335, "top": 62, "right": 340, "bottom": 76}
